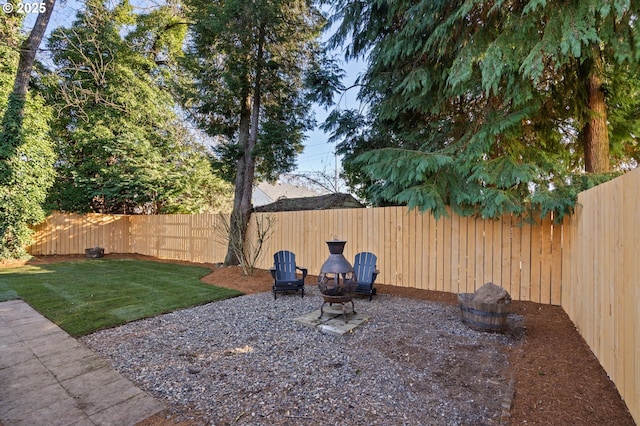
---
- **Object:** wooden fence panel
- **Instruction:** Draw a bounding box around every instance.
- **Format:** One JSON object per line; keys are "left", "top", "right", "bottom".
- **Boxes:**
{"left": 509, "top": 220, "right": 522, "bottom": 301}
{"left": 127, "top": 214, "right": 227, "bottom": 263}
{"left": 539, "top": 215, "right": 552, "bottom": 304}
{"left": 444, "top": 214, "right": 453, "bottom": 293}
{"left": 451, "top": 214, "right": 462, "bottom": 294}
{"left": 562, "top": 168, "right": 640, "bottom": 424}
{"left": 249, "top": 207, "right": 563, "bottom": 304}
{"left": 621, "top": 181, "right": 638, "bottom": 408}
{"left": 29, "top": 212, "right": 129, "bottom": 255}
{"left": 500, "top": 216, "right": 511, "bottom": 296}
{"left": 482, "top": 220, "right": 493, "bottom": 285}
{"left": 429, "top": 213, "right": 438, "bottom": 291}
{"left": 464, "top": 217, "right": 476, "bottom": 293}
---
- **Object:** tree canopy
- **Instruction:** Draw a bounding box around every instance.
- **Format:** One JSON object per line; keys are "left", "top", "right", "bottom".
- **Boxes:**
{"left": 43, "top": 0, "right": 231, "bottom": 214}
{"left": 327, "top": 0, "right": 640, "bottom": 221}
{"left": 183, "top": 0, "right": 340, "bottom": 264}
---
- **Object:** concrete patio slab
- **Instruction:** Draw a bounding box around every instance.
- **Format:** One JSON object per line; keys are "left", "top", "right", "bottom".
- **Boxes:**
{"left": 0, "top": 299, "right": 164, "bottom": 426}
{"left": 294, "top": 307, "right": 369, "bottom": 336}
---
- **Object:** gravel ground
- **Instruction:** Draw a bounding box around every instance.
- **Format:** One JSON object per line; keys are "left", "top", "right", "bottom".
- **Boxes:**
{"left": 81, "top": 286, "right": 523, "bottom": 426}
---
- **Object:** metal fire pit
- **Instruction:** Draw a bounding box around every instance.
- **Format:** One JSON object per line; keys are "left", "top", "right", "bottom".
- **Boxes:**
{"left": 317, "top": 240, "right": 357, "bottom": 323}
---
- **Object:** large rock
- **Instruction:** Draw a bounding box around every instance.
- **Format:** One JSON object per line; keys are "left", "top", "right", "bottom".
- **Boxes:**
{"left": 473, "top": 282, "right": 511, "bottom": 305}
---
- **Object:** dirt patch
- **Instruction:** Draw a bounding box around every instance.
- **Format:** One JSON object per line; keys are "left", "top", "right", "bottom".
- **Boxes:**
{"left": 4, "top": 254, "right": 634, "bottom": 425}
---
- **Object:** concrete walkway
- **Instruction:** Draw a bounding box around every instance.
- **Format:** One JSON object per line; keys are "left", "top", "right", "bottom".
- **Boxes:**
{"left": 0, "top": 300, "right": 164, "bottom": 426}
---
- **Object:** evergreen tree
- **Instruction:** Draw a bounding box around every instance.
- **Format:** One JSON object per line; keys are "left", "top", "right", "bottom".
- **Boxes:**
{"left": 44, "top": 0, "right": 230, "bottom": 214}
{"left": 184, "top": 0, "right": 337, "bottom": 264}
{"left": 328, "top": 0, "right": 640, "bottom": 220}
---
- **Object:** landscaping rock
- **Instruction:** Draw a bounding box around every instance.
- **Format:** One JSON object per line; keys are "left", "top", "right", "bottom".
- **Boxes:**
{"left": 473, "top": 282, "right": 511, "bottom": 304}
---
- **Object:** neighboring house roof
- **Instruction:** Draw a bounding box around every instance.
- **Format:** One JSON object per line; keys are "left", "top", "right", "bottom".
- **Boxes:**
{"left": 253, "top": 193, "right": 365, "bottom": 212}
{"left": 252, "top": 187, "right": 274, "bottom": 207}
{"left": 252, "top": 181, "right": 327, "bottom": 207}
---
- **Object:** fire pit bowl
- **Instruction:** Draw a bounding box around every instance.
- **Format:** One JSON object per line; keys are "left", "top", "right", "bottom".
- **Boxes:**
{"left": 317, "top": 239, "right": 358, "bottom": 323}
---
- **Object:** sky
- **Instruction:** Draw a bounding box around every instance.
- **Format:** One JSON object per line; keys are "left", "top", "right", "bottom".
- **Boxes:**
{"left": 295, "top": 58, "right": 365, "bottom": 176}
{"left": 17, "top": 0, "right": 365, "bottom": 179}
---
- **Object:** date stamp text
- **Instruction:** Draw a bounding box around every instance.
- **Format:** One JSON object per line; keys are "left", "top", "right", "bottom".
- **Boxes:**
{"left": 2, "top": 2, "right": 47, "bottom": 14}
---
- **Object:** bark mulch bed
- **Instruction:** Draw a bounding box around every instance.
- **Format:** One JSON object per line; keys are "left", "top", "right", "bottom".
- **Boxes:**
{"left": 3, "top": 254, "right": 634, "bottom": 425}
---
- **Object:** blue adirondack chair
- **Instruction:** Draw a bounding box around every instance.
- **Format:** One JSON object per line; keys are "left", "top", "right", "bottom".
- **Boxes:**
{"left": 353, "top": 252, "right": 379, "bottom": 301}
{"left": 270, "top": 251, "right": 307, "bottom": 299}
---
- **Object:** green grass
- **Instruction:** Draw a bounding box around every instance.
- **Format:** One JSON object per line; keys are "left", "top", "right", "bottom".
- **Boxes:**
{"left": 0, "top": 259, "right": 243, "bottom": 337}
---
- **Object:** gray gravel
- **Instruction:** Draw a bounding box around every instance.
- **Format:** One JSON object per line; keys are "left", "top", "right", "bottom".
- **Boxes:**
{"left": 81, "top": 286, "right": 522, "bottom": 425}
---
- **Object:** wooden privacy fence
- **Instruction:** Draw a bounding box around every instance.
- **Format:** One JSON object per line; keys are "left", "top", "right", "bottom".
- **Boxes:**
{"left": 30, "top": 213, "right": 130, "bottom": 255}
{"left": 249, "top": 208, "right": 564, "bottom": 304}
{"left": 29, "top": 207, "right": 565, "bottom": 305}
{"left": 561, "top": 168, "right": 640, "bottom": 423}
{"left": 30, "top": 213, "right": 227, "bottom": 264}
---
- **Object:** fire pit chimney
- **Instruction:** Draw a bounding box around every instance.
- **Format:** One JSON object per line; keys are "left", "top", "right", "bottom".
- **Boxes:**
{"left": 320, "top": 239, "right": 353, "bottom": 274}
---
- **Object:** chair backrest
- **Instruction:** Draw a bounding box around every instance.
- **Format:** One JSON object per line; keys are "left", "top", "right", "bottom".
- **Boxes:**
{"left": 273, "top": 251, "right": 297, "bottom": 281}
{"left": 354, "top": 252, "right": 377, "bottom": 284}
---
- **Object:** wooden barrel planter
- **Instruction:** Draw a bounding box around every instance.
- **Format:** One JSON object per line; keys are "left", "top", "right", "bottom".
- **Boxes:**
{"left": 85, "top": 247, "right": 104, "bottom": 259}
{"left": 458, "top": 293, "right": 510, "bottom": 333}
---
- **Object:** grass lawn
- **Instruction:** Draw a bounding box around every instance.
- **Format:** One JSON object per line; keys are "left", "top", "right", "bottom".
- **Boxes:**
{"left": 0, "top": 259, "right": 242, "bottom": 337}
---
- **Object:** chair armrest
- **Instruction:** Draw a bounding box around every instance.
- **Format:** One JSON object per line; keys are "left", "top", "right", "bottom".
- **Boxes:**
{"left": 296, "top": 266, "right": 308, "bottom": 280}
{"left": 372, "top": 269, "right": 380, "bottom": 282}
{"left": 269, "top": 267, "right": 276, "bottom": 279}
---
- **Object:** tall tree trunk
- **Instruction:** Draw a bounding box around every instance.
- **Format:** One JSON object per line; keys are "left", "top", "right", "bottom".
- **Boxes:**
{"left": 1, "top": 0, "right": 55, "bottom": 178}
{"left": 13, "top": 0, "right": 56, "bottom": 97}
{"left": 581, "top": 45, "right": 611, "bottom": 173}
{"left": 224, "top": 25, "right": 265, "bottom": 266}
{"left": 224, "top": 94, "right": 252, "bottom": 265}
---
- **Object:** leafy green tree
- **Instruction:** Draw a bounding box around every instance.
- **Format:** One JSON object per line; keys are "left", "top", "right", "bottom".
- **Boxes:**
{"left": 0, "top": 0, "right": 57, "bottom": 259}
{"left": 184, "top": 0, "right": 338, "bottom": 264}
{"left": 328, "top": 0, "right": 640, "bottom": 220}
{"left": 44, "top": 0, "right": 230, "bottom": 214}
